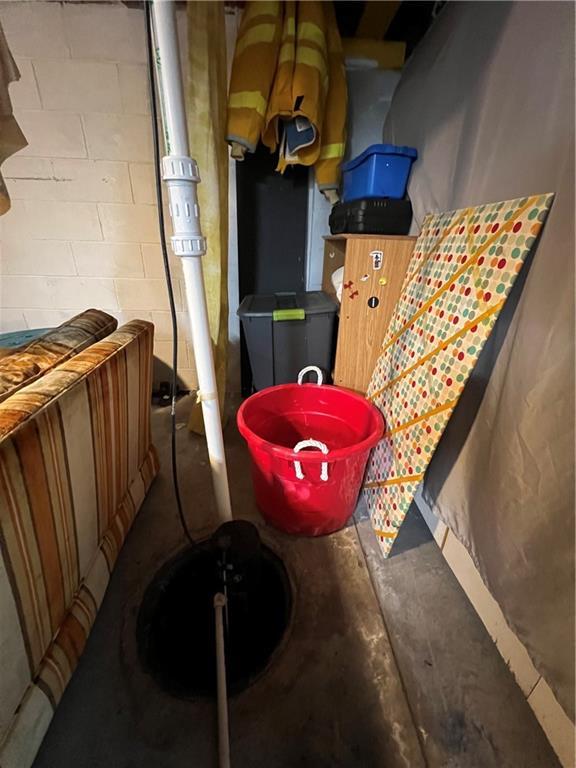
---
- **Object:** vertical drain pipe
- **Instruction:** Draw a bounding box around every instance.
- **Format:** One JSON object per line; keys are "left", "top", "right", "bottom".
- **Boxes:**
{"left": 214, "top": 593, "right": 231, "bottom": 768}
{"left": 150, "top": 0, "right": 232, "bottom": 524}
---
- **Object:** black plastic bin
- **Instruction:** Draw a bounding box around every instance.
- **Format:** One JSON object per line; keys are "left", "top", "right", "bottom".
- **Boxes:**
{"left": 238, "top": 292, "right": 338, "bottom": 391}
{"left": 329, "top": 196, "right": 413, "bottom": 235}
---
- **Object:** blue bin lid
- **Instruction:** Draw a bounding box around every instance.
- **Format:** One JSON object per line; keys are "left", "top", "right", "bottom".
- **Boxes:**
{"left": 343, "top": 143, "right": 418, "bottom": 172}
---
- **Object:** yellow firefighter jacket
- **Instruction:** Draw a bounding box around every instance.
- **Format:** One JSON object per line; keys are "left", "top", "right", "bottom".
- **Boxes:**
{"left": 227, "top": 0, "right": 347, "bottom": 195}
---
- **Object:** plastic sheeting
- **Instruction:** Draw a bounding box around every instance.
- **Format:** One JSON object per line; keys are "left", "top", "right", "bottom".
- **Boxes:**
{"left": 382, "top": 1, "right": 574, "bottom": 719}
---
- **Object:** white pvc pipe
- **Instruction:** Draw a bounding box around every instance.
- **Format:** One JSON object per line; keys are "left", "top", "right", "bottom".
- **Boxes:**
{"left": 150, "top": 1, "right": 189, "bottom": 160}
{"left": 151, "top": 0, "right": 232, "bottom": 523}
{"left": 214, "top": 593, "right": 231, "bottom": 768}
{"left": 182, "top": 259, "right": 232, "bottom": 519}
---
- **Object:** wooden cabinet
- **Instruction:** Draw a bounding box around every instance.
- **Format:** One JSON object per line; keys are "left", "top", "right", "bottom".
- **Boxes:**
{"left": 323, "top": 235, "right": 416, "bottom": 394}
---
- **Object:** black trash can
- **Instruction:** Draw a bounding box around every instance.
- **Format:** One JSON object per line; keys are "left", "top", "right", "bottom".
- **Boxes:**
{"left": 238, "top": 291, "right": 338, "bottom": 391}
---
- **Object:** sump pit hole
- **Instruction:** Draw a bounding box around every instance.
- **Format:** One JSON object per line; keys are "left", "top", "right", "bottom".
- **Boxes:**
{"left": 137, "top": 542, "right": 292, "bottom": 699}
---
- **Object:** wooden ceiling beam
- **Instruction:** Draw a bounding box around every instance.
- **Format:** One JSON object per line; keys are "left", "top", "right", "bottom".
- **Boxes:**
{"left": 356, "top": 1, "right": 401, "bottom": 40}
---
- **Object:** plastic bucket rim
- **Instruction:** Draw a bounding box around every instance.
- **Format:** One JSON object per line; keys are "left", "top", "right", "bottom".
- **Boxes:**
{"left": 237, "top": 383, "right": 384, "bottom": 463}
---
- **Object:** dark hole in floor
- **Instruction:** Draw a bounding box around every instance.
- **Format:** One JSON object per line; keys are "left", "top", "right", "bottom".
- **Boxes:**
{"left": 137, "top": 541, "right": 292, "bottom": 699}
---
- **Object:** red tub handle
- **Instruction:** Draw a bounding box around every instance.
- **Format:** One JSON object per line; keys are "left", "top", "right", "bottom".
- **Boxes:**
{"left": 293, "top": 439, "right": 329, "bottom": 482}
{"left": 297, "top": 366, "right": 323, "bottom": 386}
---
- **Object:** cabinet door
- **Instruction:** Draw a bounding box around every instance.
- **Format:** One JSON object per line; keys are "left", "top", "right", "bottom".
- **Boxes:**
{"left": 322, "top": 238, "right": 346, "bottom": 300}
{"left": 334, "top": 236, "right": 415, "bottom": 394}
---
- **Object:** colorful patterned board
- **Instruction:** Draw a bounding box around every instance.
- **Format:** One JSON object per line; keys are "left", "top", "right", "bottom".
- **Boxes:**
{"left": 363, "top": 193, "right": 554, "bottom": 557}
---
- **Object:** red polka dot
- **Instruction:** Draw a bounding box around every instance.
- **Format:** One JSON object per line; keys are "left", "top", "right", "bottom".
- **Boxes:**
{"left": 450, "top": 284, "right": 455, "bottom": 292}
{"left": 453, "top": 316, "right": 459, "bottom": 324}
{"left": 478, "top": 256, "right": 485, "bottom": 265}
{"left": 426, "top": 426, "right": 432, "bottom": 434}
{"left": 446, "top": 377, "right": 453, "bottom": 386}
{"left": 422, "top": 391, "right": 427, "bottom": 398}
{"left": 408, "top": 467, "right": 414, "bottom": 474}
{"left": 471, "top": 325, "right": 477, "bottom": 332}
{"left": 484, "top": 291, "right": 492, "bottom": 301}
{"left": 497, "top": 258, "right": 507, "bottom": 269}
{"left": 513, "top": 222, "right": 522, "bottom": 232}
{"left": 464, "top": 287, "right": 471, "bottom": 296}
{"left": 431, "top": 367, "right": 437, "bottom": 375}
{"left": 429, "top": 335, "right": 435, "bottom": 342}
{"left": 473, "top": 225, "right": 480, "bottom": 233}
{"left": 439, "top": 310, "right": 444, "bottom": 318}
{"left": 416, "top": 447, "right": 421, "bottom": 455}
{"left": 458, "top": 352, "right": 464, "bottom": 361}
{"left": 491, "top": 223, "right": 500, "bottom": 233}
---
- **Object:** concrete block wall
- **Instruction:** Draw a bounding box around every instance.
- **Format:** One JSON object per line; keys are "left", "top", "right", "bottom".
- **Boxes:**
{"left": 0, "top": 1, "right": 198, "bottom": 390}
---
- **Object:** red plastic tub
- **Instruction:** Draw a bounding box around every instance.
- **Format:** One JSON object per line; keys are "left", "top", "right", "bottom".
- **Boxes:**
{"left": 237, "top": 367, "right": 384, "bottom": 536}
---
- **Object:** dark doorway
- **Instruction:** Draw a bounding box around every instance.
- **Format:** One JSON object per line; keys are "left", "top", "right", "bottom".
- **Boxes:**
{"left": 236, "top": 144, "right": 309, "bottom": 394}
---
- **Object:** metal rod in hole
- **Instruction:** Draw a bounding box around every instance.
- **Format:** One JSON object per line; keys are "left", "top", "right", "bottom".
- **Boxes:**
{"left": 221, "top": 551, "right": 229, "bottom": 634}
{"left": 214, "top": 593, "right": 231, "bottom": 768}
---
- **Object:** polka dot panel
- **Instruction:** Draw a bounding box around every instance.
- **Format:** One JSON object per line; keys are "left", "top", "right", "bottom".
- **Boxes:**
{"left": 380, "top": 200, "right": 548, "bottom": 354}
{"left": 364, "top": 194, "right": 554, "bottom": 559}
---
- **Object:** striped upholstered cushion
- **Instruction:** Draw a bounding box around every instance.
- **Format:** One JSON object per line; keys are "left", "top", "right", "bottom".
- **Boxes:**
{"left": 0, "top": 320, "right": 158, "bottom": 768}
{"left": 0, "top": 308, "right": 117, "bottom": 404}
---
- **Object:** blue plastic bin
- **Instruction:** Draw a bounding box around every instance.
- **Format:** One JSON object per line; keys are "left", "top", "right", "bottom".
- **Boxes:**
{"left": 342, "top": 143, "right": 418, "bottom": 202}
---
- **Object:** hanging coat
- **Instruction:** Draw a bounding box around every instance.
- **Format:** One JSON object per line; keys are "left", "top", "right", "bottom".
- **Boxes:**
{"left": 314, "top": 2, "right": 347, "bottom": 194}
{"left": 227, "top": 0, "right": 347, "bottom": 196}
{"left": 226, "top": 1, "right": 283, "bottom": 156}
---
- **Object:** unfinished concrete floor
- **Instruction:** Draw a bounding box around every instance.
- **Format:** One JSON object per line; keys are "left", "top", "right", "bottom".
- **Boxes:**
{"left": 33, "top": 397, "right": 560, "bottom": 768}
